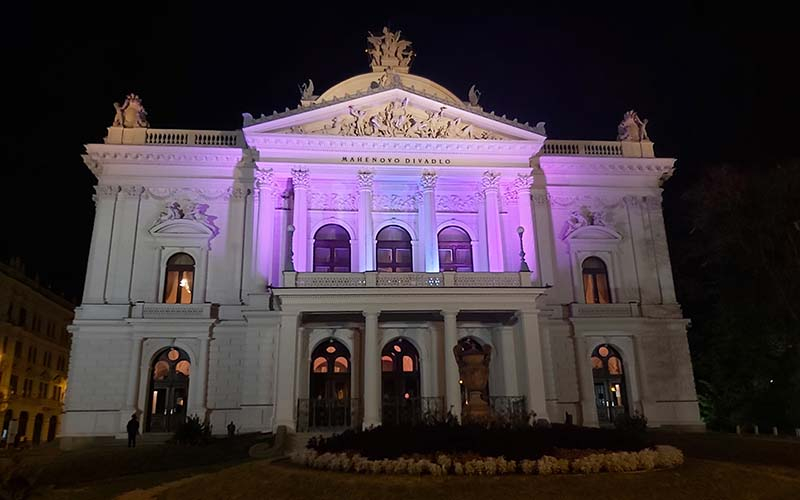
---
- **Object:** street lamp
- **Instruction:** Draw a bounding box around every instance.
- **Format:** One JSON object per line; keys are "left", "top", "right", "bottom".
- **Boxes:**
{"left": 286, "top": 224, "right": 296, "bottom": 272}
{"left": 517, "top": 226, "right": 530, "bottom": 272}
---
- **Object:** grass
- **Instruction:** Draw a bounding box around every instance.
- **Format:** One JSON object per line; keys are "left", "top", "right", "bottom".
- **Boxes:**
{"left": 31, "top": 431, "right": 800, "bottom": 500}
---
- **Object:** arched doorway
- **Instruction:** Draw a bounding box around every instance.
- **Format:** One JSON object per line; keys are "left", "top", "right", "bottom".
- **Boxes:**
{"left": 313, "top": 224, "right": 351, "bottom": 272}
{"left": 438, "top": 226, "right": 473, "bottom": 272}
{"left": 32, "top": 414, "right": 43, "bottom": 445}
{"left": 307, "top": 339, "right": 352, "bottom": 429}
{"left": 376, "top": 226, "right": 413, "bottom": 272}
{"left": 47, "top": 416, "right": 57, "bottom": 442}
{"left": 146, "top": 347, "right": 191, "bottom": 432}
{"left": 591, "top": 344, "right": 627, "bottom": 425}
{"left": 381, "top": 338, "right": 421, "bottom": 425}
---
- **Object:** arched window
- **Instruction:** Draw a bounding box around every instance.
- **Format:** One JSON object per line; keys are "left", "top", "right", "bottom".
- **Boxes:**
{"left": 313, "top": 224, "right": 351, "bottom": 272}
{"left": 309, "top": 339, "right": 351, "bottom": 399}
{"left": 438, "top": 226, "right": 473, "bottom": 272}
{"left": 376, "top": 226, "right": 412, "bottom": 272}
{"left": 591, "top": 344, "right": 627, "bottom": 425}
{"left": 582, "top": 257, "right": 612, "bottom": 304}
{"left": 163, "top": 253, "right": 195, "bottom": 304}
{"left": 381, "top": 338, "right": 421, "bottom": 425}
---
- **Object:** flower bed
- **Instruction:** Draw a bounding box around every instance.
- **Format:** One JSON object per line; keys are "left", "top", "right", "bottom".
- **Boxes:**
{"left": 291, "top": 445, "right": 684, "bottom": 475}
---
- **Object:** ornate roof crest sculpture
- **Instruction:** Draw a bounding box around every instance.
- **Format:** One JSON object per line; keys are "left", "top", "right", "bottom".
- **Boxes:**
{"left": 366, "top": 27, "right": 415, "bottom": 73}
{"left": 112, "top": 93, "right": 149, "bottom": 128}
{"left": 298, "top": 79, "right": 315, "bottom": 100}
{"left": 616, "top": 110, "right": 649, "bottom": 142}
{"left": 468, "top": 85, "right": 482, "bottom": 107}
{"left": 152, "top": 201, "right": 219, "bottom": 236}
{"left": 560, "top": 207, "right": 607, "bottom": 239}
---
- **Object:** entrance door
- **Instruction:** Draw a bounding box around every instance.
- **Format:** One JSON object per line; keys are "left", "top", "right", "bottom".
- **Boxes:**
{"left": 591, "top": 344, "right": 627, "bottom": 425}
{"left": 47, "top": 416, "right": 57, "bottom": 442}
{"left": 146, "top": 347, "right": 191, "bottom": 432}
{"left": 381, "top": 338, "right": 421, "bottom": 425}
{"left": 308, "top": 340, "right": 351, "bottom": 429}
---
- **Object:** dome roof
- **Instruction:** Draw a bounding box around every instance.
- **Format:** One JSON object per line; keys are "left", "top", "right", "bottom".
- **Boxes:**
{"left": 316, "top": 72, "right": 463, "bottom": 106}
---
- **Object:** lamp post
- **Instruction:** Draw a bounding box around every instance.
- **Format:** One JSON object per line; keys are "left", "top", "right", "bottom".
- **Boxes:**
{"left": 517, "top": 226, "right": 530, "bottom": 272}
{"left": 286, "top": 224, "right": 296, "bottom": 272}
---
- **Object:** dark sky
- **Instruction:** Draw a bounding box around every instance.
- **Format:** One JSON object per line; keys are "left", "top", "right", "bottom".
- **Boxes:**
{"left": 1, "top": 5, "right": 796, "bottom": 301}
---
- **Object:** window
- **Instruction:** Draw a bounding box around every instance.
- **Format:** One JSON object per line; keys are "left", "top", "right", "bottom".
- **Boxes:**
{"left": 437, "top": 226, "right": 473, "bottom": 272}
{"left": 582, "top": 257, "right": 612, "bottom": 304}
{"left": 27, "top": 346, "right": 37, "bottom": 364}
{"left": 376, "top": 226, "right": 413, "bottom": 272}
{"left": 14, "top": 341, "right": 22, "bottom": 358}
{"left": 53, "top": 386, "right": 63, "bottom": 401}
{"left": 43, "top": 352, "right": 52, "bottom": 368}
{"left": 1, "top": 336, "right": 7, "bottom": 354}
{"left": 38, "top": 383, "right": 48, "bottom": 399}
{"left": 312, "top": 224, "right": 351, "bottom": 272}
{"left": 23, "top": 379, "right": 34, "bottom": 397}
{"left": 18, "top": 307, "right": 27, "bottom": 328}
{"left": 9, "top": 376, "right": 18, "bottom": 395}
{"left": 163, "top": 253, "right": 195, "bottom": 304}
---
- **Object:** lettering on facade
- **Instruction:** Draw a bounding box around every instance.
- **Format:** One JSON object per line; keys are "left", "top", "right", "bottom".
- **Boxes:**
{"left": 340, "top": 156, "right": 452, "bottom": 165}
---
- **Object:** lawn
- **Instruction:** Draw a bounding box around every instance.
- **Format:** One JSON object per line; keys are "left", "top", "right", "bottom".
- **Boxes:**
{"left": 30, "top": 431, "right": 800, "bottom": 499}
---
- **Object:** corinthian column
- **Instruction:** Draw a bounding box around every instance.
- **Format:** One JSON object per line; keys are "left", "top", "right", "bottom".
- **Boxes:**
{"left": 291, "top": 168, "right": 310, "bottom": 272}
{"left": 420, "top": 170, "right": 439, "bottom": 272}
{"left": 482, "top": 171, "right": 504, "bottom": 271}
{"left": 254, "top": 168, "right": 277, "bottom": 288}
{"left": 357, "top": 171, "right": 375, "bottom": 271}
{"left": 515, "top": 174, "right": 536, "bottom": 275}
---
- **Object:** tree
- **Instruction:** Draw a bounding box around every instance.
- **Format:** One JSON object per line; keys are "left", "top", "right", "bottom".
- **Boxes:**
{"left": 673, "top": 163, "right": 800, "bottom": 430}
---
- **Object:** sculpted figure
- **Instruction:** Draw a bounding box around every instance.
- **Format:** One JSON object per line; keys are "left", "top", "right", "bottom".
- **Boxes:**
{"left": 298, "top": 79, "right": 314, "bottom": 100}
{"left": 468, "top": 84, "right": 481, "bottom": 106}
{"left": 366, "top": 27, "right": 414, "bottom": 69}
{"left": 112, "top": 94, "right": 149, "bottom": 128}
{"left": 617, "top": 110, "right": 649, "bottom": 142}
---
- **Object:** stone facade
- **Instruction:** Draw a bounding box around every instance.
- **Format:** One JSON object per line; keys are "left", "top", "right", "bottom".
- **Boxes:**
{"left": 63, "top": 35, "right": 703, "bottom": 443}
{"left": 0, "top": 260, "right": 73, "bottom": 446}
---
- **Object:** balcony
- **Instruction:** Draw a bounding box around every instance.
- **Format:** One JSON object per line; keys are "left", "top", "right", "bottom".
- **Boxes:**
{"left": 131, "top": 303, "right": 219, "bottom": 319}
{"left": 284, "top": 271, "right": 534, "bottom": 288}
{"left": 105, "top": 127, "right": 242, "bottom": 147}
{"left": 540, "top": 140, "right": 654, "bottom": 158}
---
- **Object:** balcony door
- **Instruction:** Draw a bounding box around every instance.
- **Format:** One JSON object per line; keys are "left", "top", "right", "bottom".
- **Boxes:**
{"left": 376, "top": 226, "right": 413, "bottom": 272}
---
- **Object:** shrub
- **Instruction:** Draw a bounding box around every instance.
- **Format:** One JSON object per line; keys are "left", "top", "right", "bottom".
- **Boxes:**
{"left": 172, "top": 415, "right": 213, "bottom": 445}
{"left": 614, "top": 412, "right": 648, "bottom": 433}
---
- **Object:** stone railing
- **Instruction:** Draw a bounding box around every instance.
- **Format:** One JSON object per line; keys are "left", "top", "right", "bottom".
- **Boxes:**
{"left": 284, "top": 271, "right": 533, "bottom": 288}
{"left": 541, "top": 140, "right": 654, "bottom": 158}
{"left": 131, "top": 302, "right": 218, "bottom": 319}
{"left": 569, "top": 303, "right": 640, "bottom": 318}
{"left": 105, "top": 127, "right": 242, "bottom": 147}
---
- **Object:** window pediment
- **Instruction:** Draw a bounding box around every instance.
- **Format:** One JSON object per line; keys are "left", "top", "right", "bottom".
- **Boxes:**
{"left": 566, "top": 225, "right": 623, "bottom": 242}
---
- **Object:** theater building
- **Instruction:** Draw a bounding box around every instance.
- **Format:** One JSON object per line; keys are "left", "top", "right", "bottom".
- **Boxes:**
{"left": 62, "top": 29, "right": 703, "bottom": 444}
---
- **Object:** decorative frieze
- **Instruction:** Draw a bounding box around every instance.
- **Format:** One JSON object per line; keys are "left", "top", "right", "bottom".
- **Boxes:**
{"left": 308, "top": 192, "right": 358, "bottom": 211}
{"left": 435, "top": 194, "right": 480, "bottom": 213}
{"left": 95, "top": 184, "right": 119, "bottom": 200}
{"left": 120, "top": 185, "right": 144, "bottom": 199}
{"left": 143, "top": 187, "right": 230, "bottom": 201}
{"left": 372, "top": 194, "right": 418, "bottom": 212}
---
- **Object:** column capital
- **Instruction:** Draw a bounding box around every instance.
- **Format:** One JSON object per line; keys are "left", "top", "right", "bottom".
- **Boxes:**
{"left": 514, "top": 173, "right": 534, "bottom": 192}
{"left": 291, "top": 167, "right": 310, "bottom": 190}
{"left": 357, "top": 170, "right": 375, "bottom": 191}
{"left": 362, "top": 308, "right": 381, "bottom": 318}
{"left": 120, "top": 184, "right": 144, "bottom": 199}
{"left": 255, "top": 167, "right": 277, "bottom": 193}
{"left": 440, "top": 307, "right": 460, "bottom": 317}
{"left": 481, "top": 171, "right": 501, "bottom": 192}
{"left": 419, "top": 170, "right": 437, "bottom": 191}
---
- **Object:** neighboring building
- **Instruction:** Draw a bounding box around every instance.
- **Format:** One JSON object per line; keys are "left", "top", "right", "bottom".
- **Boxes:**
{"left": 1, "top": 259, "right": 73, "bottom": 446}
{"left": 63, "top": 29, "right": 703, "bottom": 445}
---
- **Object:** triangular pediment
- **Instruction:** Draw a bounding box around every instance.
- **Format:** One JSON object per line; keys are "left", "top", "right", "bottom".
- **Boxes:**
{"left": 243, "top": 88, "right": 546, "bottom": 142}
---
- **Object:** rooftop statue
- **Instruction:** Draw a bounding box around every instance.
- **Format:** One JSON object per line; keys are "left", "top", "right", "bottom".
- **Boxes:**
{"left": 468, "top": 85, "right": 482, "bottom": 106}
{"left": 112, "top": 93, "right": 149, "bottom": 128}
{"left": 616, "top": 110, "right": 649, "bottom": 142}
{"left": 366, "top": 27, "right": 415, "bottom": 73}
{"left": 298, "top": 79, "right": 315, "bottom": 100}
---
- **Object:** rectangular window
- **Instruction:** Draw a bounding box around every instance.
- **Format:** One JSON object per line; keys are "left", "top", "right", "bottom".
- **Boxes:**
{"left": 18, "top": 308, "right": 27, "bottom": 328}
{"left": 39, "top": 382, "right": 48, "bottom": 399}
{"left": 14, "top": 341, "right": 22, "bottom": 358}
{"left": 9, "top": 375, "right": 18, "bottom": 395}
{"left": 1, "top": 336, "right": 7, "bottom": 354}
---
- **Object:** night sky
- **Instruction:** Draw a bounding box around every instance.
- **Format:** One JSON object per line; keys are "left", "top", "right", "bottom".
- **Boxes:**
{"left": 2, "top": 5, "right": 795, "bottom": 302}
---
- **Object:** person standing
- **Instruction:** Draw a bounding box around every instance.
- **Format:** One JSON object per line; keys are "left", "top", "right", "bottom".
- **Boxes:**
{"left": 127, "top": 414, "right": 140, "bottom": 448}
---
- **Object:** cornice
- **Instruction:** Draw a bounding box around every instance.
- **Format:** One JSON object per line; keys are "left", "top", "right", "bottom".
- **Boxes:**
{"left": 246, "top": 134, "right": 540, "bottom": 157}
{"left": 84, "top": 144, "right": 248, "bottom": 166}
{"left": 539, "top": 156, "right": 676, "bottom": 177}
